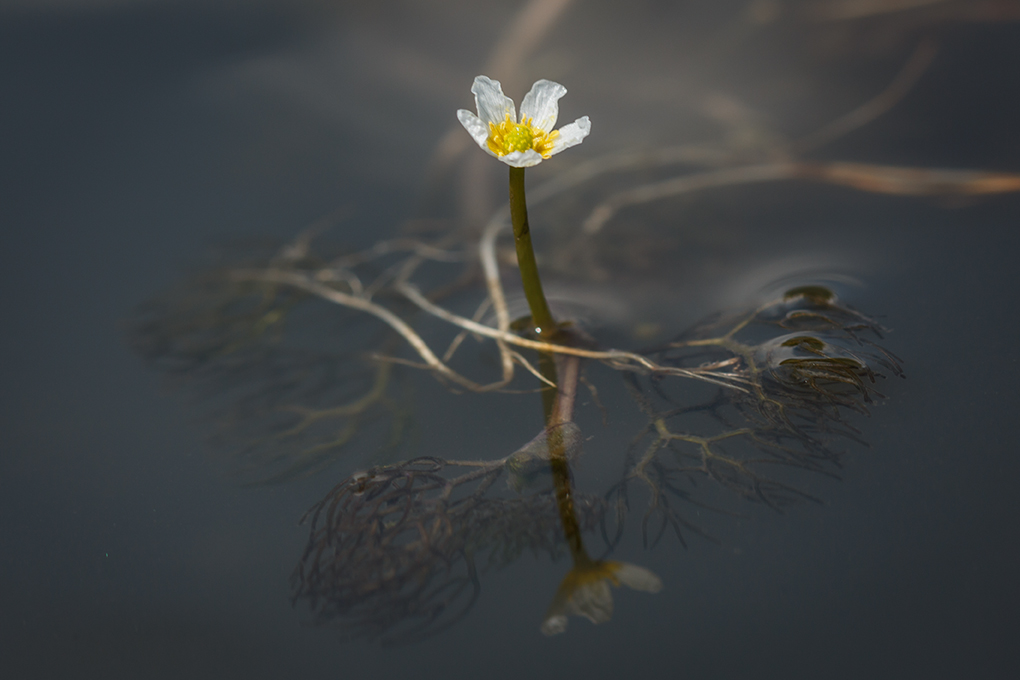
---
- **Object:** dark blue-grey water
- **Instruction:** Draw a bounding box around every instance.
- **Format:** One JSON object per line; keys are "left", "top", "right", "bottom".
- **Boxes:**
{"left": 3, "top": 1, "right": 1019, "bottom": 678}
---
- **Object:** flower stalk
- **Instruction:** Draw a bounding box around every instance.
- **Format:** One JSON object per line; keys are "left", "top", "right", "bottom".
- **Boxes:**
{"left": 509, "top": 166, "right": 556, "bottom": 336}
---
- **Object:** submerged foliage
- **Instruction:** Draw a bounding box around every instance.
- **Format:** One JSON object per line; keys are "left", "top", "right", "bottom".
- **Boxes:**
{"left": 279, "top": 281, "right": 902, "bottom": 642}
{"left": 128, "top": 241, "right": 416, "bottom": 483}
{"left": 292, "top": 451, "right": 604, "bottom": 645}
{"left": 604, "top": 287, "right": 903, "bottom": 550}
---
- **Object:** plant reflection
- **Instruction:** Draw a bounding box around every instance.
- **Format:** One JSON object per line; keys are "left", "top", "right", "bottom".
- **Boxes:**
{"left": 536, "top": 352, "right": 662, "bottom": 636}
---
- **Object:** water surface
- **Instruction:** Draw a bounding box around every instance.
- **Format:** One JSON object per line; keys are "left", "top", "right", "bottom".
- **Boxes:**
{"left": 2, "top": 1, "right": 1019, "bottom": 678}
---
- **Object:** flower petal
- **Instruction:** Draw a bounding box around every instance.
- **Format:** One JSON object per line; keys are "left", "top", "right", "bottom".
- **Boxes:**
{"left": 566, "top": 579, "right": 614, "bottom": 624}
{"left": 471, "top": 75, "right": 515, "bottom": 126}
{"left": 456, "top": 109, "right": 495, "bottom": 156}
{"left": 614, "top": 563, "right": 663, "bottom": 593}
{"left": 546, "top": 116, "right": 591, "bottom": 156}
{"left": 540, "top": 614, "right": 569, "bottom": 636}
{"left": 498, "top": 149, "right": 544, "bottom": 168}
{"left": 519, "top": 79, "right": 567, "bottom": 132}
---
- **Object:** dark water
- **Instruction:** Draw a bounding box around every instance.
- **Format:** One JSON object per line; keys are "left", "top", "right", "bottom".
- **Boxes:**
{"left": 3, "top": 1, "right": 1019, "bottom": 678}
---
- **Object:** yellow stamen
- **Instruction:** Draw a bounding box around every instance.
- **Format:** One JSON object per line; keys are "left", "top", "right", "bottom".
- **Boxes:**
{"left": 487, "top": 115, "right": 560, "bottom": 158}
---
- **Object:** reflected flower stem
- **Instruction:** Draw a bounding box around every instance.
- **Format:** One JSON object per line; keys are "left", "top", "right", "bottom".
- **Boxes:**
{"left": 509, "top": 166, "right": 557, "bottom": 337}
{"left": 533, "top": 258, "right": 663, "bottom": 638}
{"left": 544, "top": 354, "right": 586, "bottom": 560}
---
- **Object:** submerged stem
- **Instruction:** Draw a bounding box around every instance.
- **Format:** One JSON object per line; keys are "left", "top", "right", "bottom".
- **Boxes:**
{"left": 509, "top": 166, "right": 556, "bottom": 336}
{"left": 539, "top": 347, "right": 662, "bottom": 636}
{"left": 544, "top": 354, "right": 587, "bottom": 561}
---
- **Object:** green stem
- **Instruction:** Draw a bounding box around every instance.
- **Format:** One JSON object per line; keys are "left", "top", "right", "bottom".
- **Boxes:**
{"left": 508, "top": 166, "right": 556, "bottom": 336}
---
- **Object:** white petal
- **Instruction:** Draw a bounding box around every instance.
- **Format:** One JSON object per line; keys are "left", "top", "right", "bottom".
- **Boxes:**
{"left": 614, "top": 563, "right": 663, "bottom": 593}
{"left": 546, "top": 116, "right": 591, "bottom": 157}
{"left": 519, "top": 79, "right": 567, "bottom": 132}
{"left": 456, "top": 109, "right": 496, "bottom": 156}
{"left": 498, "top": 149, "right": 544, "bottom": 168}
{"left": 471, "top": 75, "right": 515, "bottom": 126}
{"left": 540, "top": 614, "right": 568, "bottom": 636}
{"left": 565, "top": 580, "right": 613, "bottom": 624}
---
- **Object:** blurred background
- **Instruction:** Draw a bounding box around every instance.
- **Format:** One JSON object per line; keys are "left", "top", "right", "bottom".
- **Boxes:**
{"left": 2, "top": 1, "right": 1019, "bottom": 678}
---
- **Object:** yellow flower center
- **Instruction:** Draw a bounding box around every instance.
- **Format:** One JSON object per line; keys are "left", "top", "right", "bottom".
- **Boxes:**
{"left": 487, "top": 115, "right": 559, "bottom": 158}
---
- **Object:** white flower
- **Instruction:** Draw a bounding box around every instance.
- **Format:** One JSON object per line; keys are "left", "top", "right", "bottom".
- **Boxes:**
{"left": 539, "top": 559, "right": 662, "bottom": 636}
{"left": 457, "top": 76, "right": 591, "bottom": 168}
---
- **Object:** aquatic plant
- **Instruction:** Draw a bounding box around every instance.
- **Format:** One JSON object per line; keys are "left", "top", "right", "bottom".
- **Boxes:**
{"left": 128, "top": 0, "right": 1020, "bottom": 646}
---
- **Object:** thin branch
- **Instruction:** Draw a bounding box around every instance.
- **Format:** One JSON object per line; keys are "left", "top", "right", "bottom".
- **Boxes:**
{"left": 396, "top": 281, "right": 750, "bottom": 389}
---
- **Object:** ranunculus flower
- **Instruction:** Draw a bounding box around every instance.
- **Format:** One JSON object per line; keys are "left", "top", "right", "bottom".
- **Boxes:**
{"left": 457, "top": 76, "right": 590, "bottom": 168}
